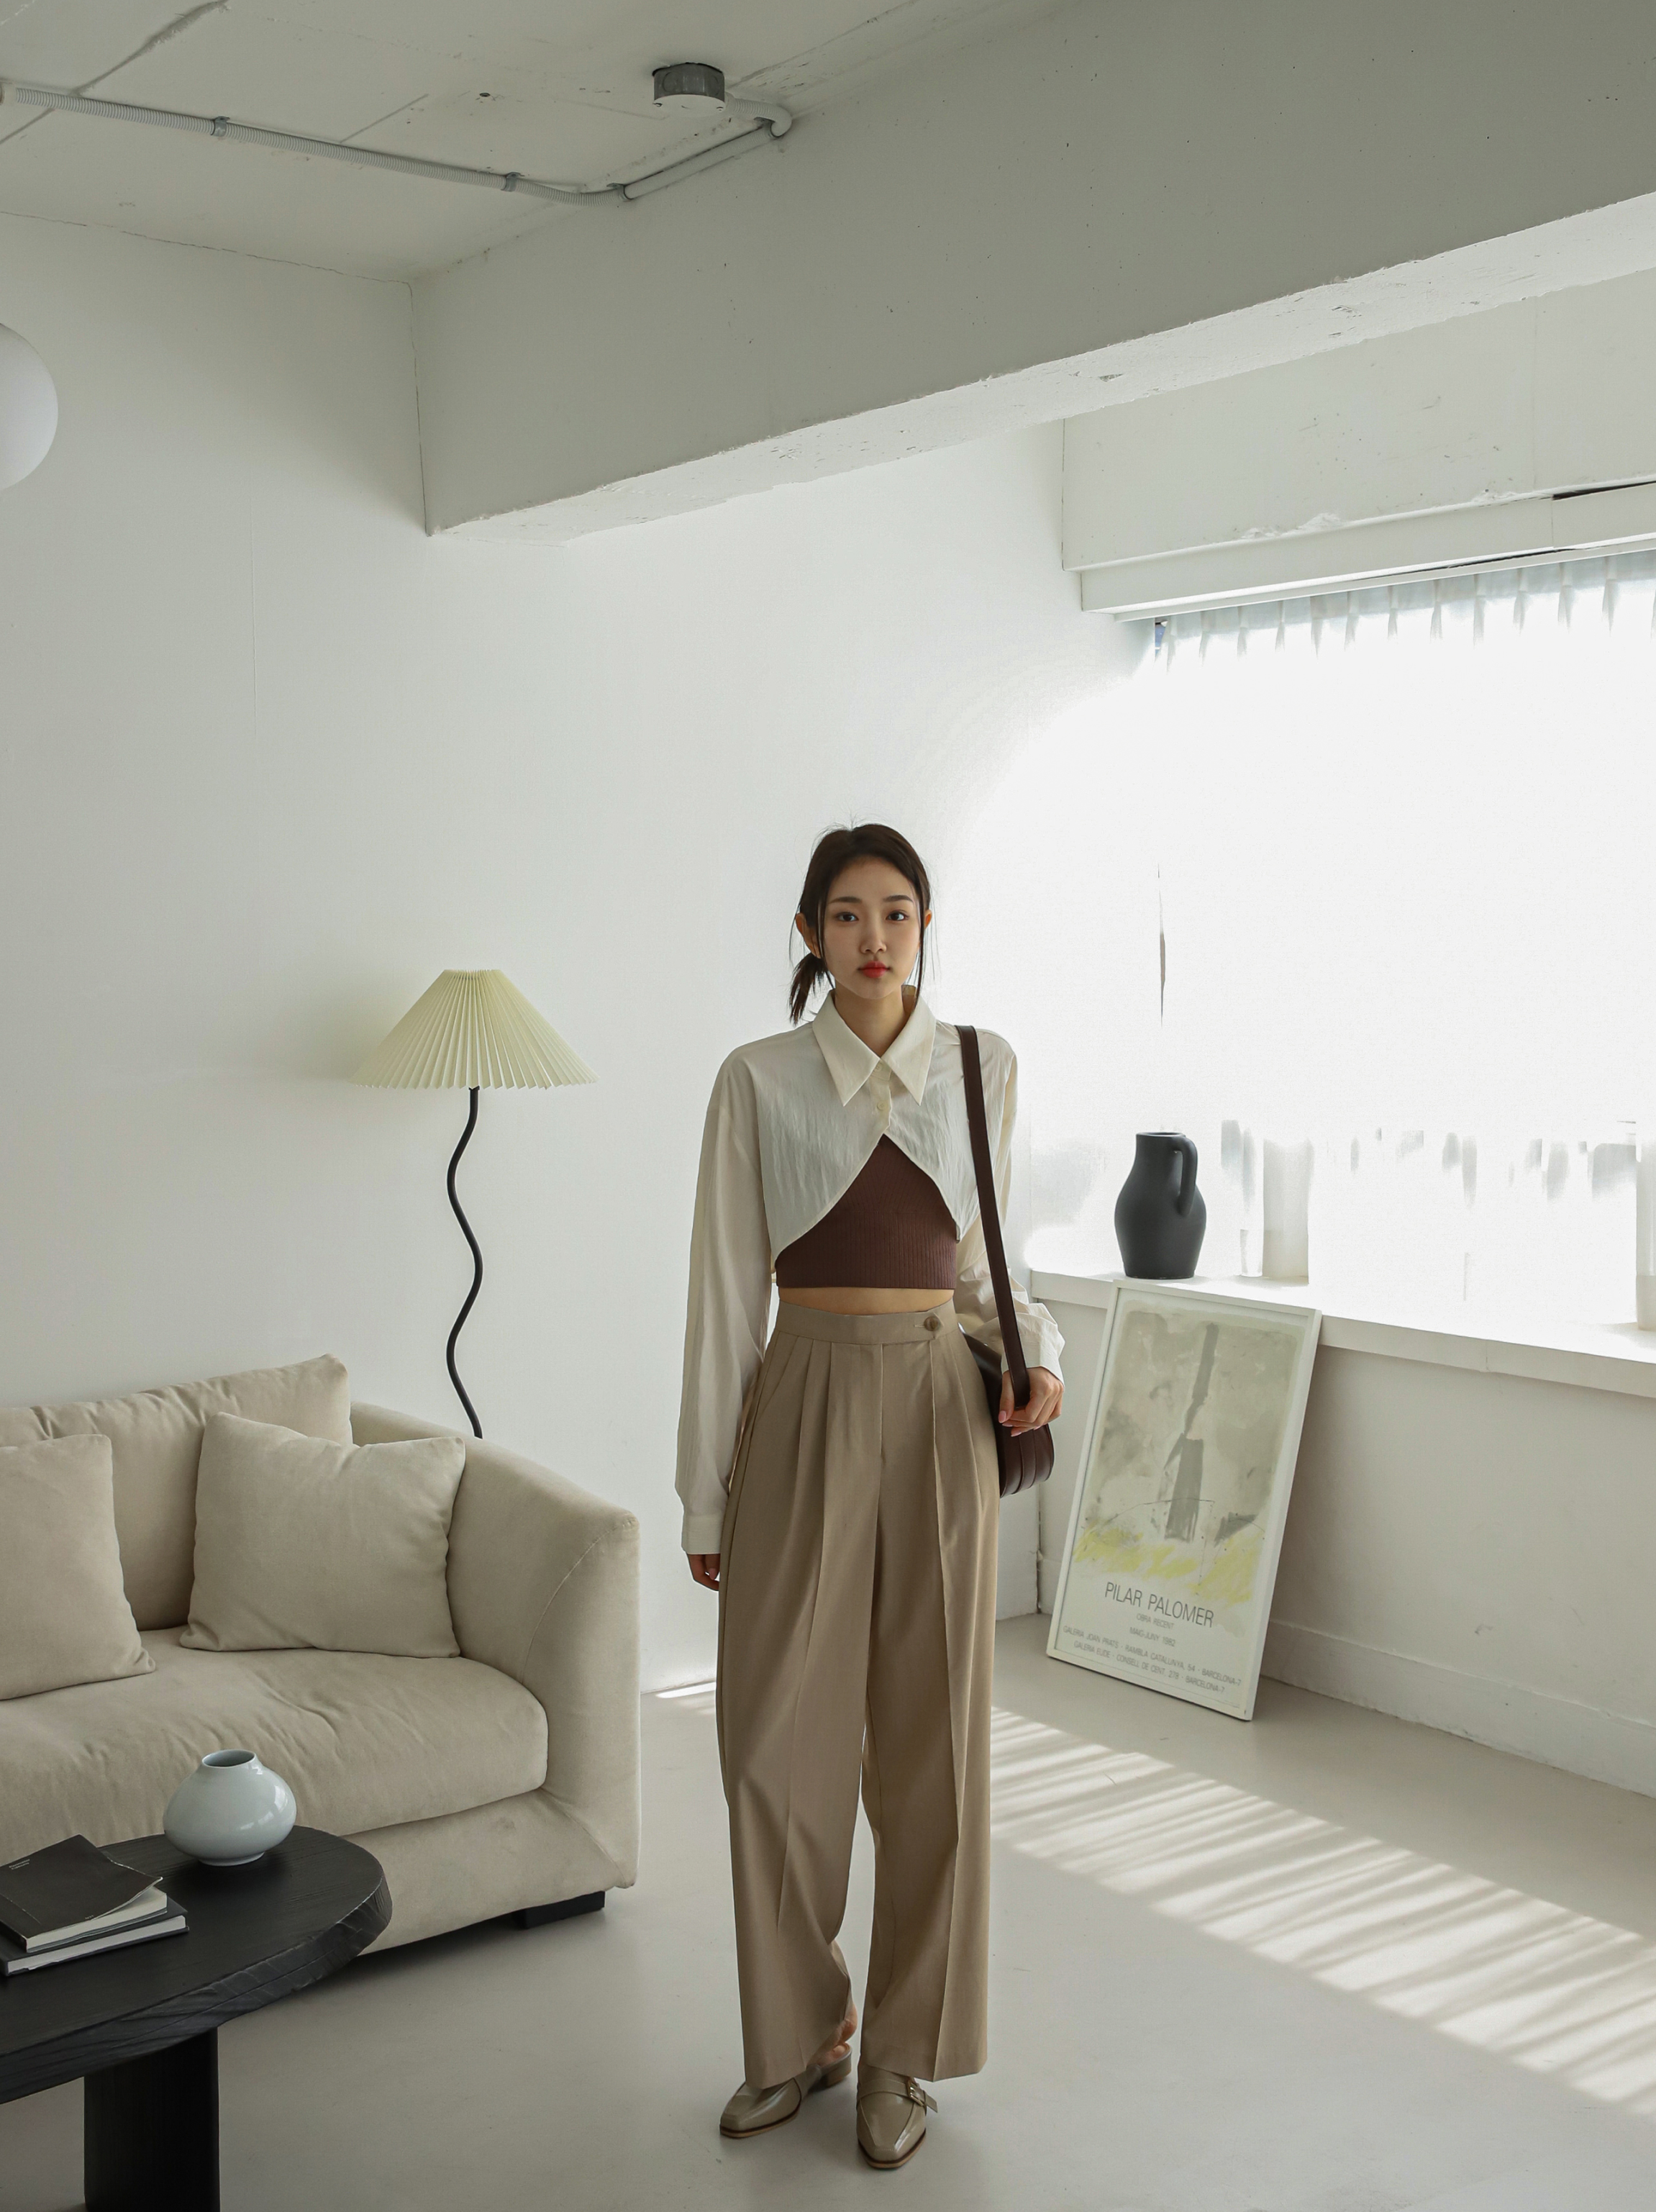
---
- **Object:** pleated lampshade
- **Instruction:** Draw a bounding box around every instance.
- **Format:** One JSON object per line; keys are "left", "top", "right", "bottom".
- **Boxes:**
{"left": 352, "top": 970, "right": 596, "bottom": 1089}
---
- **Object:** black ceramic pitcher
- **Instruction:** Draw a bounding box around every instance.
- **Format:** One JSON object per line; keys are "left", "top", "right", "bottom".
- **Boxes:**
{"left": 1114, "top": 1132, "right": 1206, "bottom": 1278}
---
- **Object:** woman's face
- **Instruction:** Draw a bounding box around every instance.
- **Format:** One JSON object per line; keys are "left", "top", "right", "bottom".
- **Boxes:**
{"left": 799, "top": 860, "right": 931, "bottom": 1011}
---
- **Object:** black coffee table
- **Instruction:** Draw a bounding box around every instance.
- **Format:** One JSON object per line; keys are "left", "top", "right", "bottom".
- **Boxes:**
{"left": 0, "top": 1826, "right": 388, "bottom": 2212}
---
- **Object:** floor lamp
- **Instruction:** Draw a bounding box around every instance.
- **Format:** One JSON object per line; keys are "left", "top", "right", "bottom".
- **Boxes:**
{"left": 352, "top": 969, "right": 596, "bottom": 1437}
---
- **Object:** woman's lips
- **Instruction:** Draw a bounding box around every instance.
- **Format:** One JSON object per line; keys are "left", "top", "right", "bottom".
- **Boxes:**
{"left": 860, "top": 963, "right": 889, "bottom": 975}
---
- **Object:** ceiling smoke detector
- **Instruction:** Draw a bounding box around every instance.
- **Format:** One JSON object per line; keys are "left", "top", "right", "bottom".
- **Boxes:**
{"left": 652, "top": 63, "right": 727, "bottom": 113}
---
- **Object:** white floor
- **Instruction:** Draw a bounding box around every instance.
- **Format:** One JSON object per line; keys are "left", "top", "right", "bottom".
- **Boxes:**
{"left": 6, "top": 1615, "right": 1656, "bottom": 2211}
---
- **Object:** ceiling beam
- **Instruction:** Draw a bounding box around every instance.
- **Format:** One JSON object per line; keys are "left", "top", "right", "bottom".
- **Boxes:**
{"left": 409, "top": 0, "right": 1656, "bottom": 543}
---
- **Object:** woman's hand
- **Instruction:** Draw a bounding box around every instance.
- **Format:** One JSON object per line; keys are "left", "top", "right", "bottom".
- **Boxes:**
{"left": 1001, "top": 1366, "right": 1063, "bottom": 1431}
{"left": 689, "top": 1551, "right": 721, "bottom": 1591}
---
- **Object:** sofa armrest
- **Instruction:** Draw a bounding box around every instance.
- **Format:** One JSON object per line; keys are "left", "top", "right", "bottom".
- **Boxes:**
{"left": 352, "top": 1403, "right": 640, "bottom": 1889}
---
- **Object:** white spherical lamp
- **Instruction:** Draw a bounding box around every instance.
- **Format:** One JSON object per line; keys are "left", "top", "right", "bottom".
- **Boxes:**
{"left": 0, "top": 323, "right": 57, "bottom": 490}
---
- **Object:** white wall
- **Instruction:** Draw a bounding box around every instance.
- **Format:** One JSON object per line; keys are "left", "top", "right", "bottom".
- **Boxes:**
{"left": 0, "top": 211, "right": 1129, "bottom": 1688}
{"left": 1039, "top": 1287, "right": 1656, "bottom": 1797}
{"left": 412, "top": 0, "right": 1656, "bottom": 538}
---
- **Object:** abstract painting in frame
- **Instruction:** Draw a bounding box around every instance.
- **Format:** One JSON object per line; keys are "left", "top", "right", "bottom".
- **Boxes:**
{"left": 1047, "top": 1282, "right": 1320, "bottom": 1719}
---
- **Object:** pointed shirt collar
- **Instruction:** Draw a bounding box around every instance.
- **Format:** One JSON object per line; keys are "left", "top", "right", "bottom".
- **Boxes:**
{"left": 811, "top": 991, "right": 937, "bottom": 1107}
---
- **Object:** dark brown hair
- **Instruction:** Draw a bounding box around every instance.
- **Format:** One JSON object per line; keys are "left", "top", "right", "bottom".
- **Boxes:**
{"left": 789, "top": 823, "right": 933, "bottom": 1023}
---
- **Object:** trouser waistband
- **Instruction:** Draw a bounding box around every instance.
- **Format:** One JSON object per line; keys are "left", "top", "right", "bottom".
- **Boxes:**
{"left": 770, "top": 1301, "right": 957, "bottom": 1346}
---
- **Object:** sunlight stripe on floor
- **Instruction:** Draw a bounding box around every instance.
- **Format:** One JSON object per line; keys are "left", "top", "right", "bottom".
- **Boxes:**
{"left": 988, "top": 1707, "right": 1656, "bottom": 2117}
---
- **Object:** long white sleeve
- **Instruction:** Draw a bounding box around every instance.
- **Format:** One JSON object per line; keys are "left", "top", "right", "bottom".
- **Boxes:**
{"left": 675, "top": 1055, "right": 774, "bottom": 1555}
{"left": 952, "top": 1048, "right": 1065, "bottom": 1379}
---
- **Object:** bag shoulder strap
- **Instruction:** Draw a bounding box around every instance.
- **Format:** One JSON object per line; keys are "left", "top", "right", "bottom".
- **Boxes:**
{"left": 957, "top": 1025, "right": 1031, "bottom": 1408}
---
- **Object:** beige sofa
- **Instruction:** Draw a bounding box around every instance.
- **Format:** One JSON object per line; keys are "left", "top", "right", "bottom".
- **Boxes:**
{"left": 0, "top": 1360, "right": 640, "bottom": 1949}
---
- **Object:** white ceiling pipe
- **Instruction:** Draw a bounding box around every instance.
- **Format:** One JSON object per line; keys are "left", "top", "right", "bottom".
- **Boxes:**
{"left": 1, "top": 80, "right": 792, "bottom": 209}
{"left": 622, "top": 122, "right": 781, "bottom": 200}
{"left": 3, "top": 85, "right": 616, "bottom": 203}
{"left": 727, "top": 100, "right": 792, "bottom": 137}
{"left": 0, "top": 322, "right": 57, "bottom": 489}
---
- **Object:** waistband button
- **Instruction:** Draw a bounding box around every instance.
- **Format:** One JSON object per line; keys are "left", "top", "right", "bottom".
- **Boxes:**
{"left": 924, "top": 1313, "right": 942, "bottom": 1332}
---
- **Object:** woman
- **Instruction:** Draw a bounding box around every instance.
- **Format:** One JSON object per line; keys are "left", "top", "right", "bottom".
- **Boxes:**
{"left": 675, "top": 823, "right": 1063, "bottom": 2169}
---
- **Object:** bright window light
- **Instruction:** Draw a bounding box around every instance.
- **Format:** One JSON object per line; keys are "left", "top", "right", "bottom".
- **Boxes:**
{"left": 991, "top": 555, "right": 1656, "bottom": 1331}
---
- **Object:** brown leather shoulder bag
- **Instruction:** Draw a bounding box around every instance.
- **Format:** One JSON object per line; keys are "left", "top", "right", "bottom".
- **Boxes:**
{"left": 957, "top": 1025, "right": 1055, "bottom": 1497}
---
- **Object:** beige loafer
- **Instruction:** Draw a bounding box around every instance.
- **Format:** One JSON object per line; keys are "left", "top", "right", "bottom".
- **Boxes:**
{"left": 855, "top": 2065, "right": 937, "bottom": 2169}
{"left": 720, "top": 2052, "right": 852, "bottom": 2138}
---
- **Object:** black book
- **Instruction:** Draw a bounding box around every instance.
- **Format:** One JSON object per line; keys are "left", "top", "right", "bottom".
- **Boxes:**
{"left": 0, "top": 1835, "right": 155, "bottom": 1949}
{"left": 0, "top": 1905, "right": 188, "bottom": 1977}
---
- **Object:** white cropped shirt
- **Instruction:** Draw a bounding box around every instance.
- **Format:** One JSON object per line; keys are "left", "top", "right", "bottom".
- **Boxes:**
{"left": 675, "top": 992, "right": 1064, "bottom": 1554}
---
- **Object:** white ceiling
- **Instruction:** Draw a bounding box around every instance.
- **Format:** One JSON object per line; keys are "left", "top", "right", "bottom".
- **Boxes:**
{"left": 0, "top": 0, "right": 1037, "bottom": 279}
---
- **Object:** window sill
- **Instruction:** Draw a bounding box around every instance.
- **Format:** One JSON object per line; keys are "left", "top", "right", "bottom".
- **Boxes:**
{"left": 1029, "top": 1269, "right": 1656, "bottom": 1403}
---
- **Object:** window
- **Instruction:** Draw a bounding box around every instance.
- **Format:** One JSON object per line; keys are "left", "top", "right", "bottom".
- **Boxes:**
{"left": 1011, "top": 555, "right": 1656, "bottom": 1330}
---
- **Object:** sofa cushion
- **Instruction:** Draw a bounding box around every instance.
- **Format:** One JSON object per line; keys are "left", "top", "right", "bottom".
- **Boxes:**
{"left": 0, "top": 1436, "right": 153, "bottom": 1699}
{"left": 0, "top": 1356, "right": 352, "bottom": 1631}
{"left": 183, "top": 1415, "right": 464, "bottom": 1659}
{"left": 0, "top": 1630, "right": 547, "bottom": 1866}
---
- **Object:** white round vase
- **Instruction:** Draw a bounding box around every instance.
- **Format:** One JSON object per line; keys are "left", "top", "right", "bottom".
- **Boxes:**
{"left": 164, "top": 1749, "right": 296, "bottom": 1866}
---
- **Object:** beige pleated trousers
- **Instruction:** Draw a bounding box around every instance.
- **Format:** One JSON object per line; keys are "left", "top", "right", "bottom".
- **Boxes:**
{"left": 716, "top": 1302, "right": 1001, "bottom": 2090}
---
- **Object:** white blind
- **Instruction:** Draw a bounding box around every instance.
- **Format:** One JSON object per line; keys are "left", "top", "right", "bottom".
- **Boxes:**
{"left": 1000, "top": 555, "right": 1656, "bottom": 1325}
{"left": 1157, "top": 551, "right": 1656, "bottom": 661}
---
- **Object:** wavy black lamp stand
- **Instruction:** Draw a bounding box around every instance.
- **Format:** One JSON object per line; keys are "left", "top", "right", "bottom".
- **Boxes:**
{"left": 445, "top": 1086, "right": 485, "bottom": 1436}
{"left": 351, "top": 970, "right": 597, "bottom": 1441}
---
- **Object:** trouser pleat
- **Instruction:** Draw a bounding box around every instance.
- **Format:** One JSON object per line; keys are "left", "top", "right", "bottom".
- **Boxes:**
{"left": 928, "top": 1328, "right": 998, "bottom": 2079}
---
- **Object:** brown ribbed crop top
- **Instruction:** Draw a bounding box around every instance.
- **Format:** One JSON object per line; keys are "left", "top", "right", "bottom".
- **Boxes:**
{"left": 774, "top": 1136, "right": 958, "bottom": 1290}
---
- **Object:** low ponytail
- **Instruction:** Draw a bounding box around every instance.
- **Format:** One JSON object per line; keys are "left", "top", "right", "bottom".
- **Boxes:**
{"left": 788, "top": 946, "right": 832, "bottom": 1025}
{"left": 788, "top": 822, "right": 933, "bottom": 1024}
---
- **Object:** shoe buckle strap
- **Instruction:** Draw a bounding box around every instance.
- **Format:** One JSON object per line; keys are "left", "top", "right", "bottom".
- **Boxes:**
{"left": 905, "top": 2079, "right": 939, "bottom": 2113}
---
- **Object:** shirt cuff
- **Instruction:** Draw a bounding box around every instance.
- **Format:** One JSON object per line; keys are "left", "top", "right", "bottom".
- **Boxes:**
{"left": 1019, "top": 1311, "right": 1065, "bottom": 1381}
{"left": 681, "top": 1511, "right": 727, "bottom": 1556}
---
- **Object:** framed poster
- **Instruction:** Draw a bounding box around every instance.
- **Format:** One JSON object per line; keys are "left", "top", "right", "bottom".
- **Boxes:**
{"left": 1047, "top": 1282, "right": 1321, "bottom": 1720}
